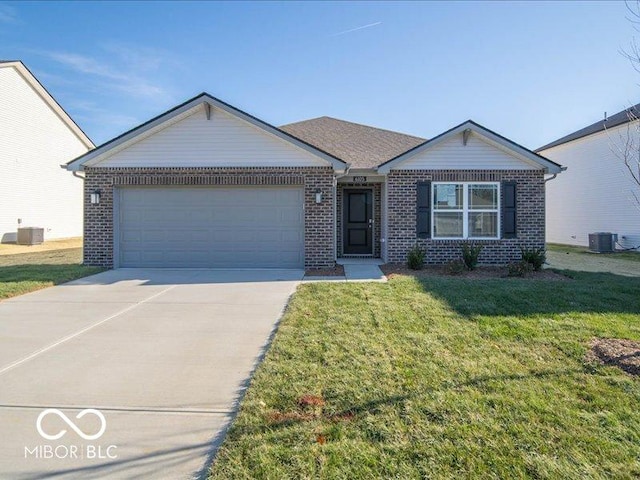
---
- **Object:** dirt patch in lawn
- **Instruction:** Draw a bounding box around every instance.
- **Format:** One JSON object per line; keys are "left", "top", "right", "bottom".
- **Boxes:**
{"left": 381, "top": 263, "right": 570, "bottom": 281}
{"left": 0, "top": 237, "right": 82, "bottom": 256}
{"left": 266, "top": 394, "right": 355, "bottom": 428}
{"left": 587, "top": 338, "right": 640, "bottom": 377}
{"left": 305, "top": 265, "right": 345, "bottom": 276}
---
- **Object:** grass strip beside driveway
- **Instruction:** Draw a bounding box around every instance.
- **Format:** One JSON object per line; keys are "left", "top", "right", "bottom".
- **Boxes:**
{"left": 548, "top": 243, "right": 640, "bottom": 262}
{"left": 210, "top": 271, "right": 640, "bottom": 479}
{"left": 0, "top": 248, "right": 103, "bottom": 300}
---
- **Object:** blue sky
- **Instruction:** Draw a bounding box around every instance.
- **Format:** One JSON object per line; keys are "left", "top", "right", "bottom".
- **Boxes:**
{"left": 0, "top": 1, "right": 637, "bottom": 149}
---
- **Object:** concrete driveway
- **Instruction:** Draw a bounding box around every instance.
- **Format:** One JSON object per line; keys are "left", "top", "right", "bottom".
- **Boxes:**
{"left": 0, "top": 268, "right": 303, "bottom": 479}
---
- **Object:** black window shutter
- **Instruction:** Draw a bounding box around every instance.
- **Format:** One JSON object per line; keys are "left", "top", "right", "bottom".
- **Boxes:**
{"left": 502, "top": 181, "right": 517, "bottom": 239}
{"left": 416, "top": 181, "right": 431, "bottom": 239}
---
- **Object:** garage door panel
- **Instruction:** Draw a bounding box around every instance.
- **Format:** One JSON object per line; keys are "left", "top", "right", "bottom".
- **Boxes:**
{"left": 118, "top": 187, "right": 305, "bottom": 268}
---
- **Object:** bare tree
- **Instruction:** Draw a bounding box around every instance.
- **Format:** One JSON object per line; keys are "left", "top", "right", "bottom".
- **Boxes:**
{"left": 606, "top": 2, "right": 640, "bottom": 209}
{"left": 607, "top": 108, "right": 640, "bottom": 209}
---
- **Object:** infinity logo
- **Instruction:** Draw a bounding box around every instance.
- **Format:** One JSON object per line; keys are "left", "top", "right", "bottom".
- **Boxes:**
{"left": 36, "top": 409, "right": 107, "bottom": 441}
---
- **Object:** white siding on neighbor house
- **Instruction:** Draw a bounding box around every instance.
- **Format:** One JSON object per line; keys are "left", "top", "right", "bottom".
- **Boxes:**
{"left": 541, "top": 122, "right": 640, "bottom": 250}
{"left": 93, "top": 104, "right": 328, "bottom": 168}
{"left": 394, "top": 132, "right": 539, "bottom": 170}
{"left": 0, "top": 66, "right": 89, "bottom": 242}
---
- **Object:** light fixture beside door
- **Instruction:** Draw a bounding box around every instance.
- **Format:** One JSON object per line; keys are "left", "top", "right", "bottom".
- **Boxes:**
{"left": 90, "top": 189, "right": 101, "bottom": 205}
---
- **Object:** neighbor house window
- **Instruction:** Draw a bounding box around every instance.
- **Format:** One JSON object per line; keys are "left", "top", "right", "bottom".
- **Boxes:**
{"left": 432, "top": 182, "right": 499, "bottom": 239}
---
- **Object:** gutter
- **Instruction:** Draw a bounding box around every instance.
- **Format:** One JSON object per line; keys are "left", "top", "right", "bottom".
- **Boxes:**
{"left": 545, "top": 165, "right": 567, "bottom": 183}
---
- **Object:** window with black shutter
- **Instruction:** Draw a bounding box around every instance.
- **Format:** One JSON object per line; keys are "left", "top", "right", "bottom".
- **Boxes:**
{"left": 416, "top": 181, "right": 431, "bottom": 238}
{"left": 502, "top": 181, "right": 517, "bottom": 239}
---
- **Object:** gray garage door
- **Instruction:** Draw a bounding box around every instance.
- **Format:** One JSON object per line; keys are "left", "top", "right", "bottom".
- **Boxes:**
{"left": 117, "top": 186, "right": 304, "bottom": 268}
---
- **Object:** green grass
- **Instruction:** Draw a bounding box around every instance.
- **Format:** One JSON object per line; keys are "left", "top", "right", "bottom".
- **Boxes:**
{"left": 210, "top": 271, "right": 640, "bottom": 479}
{"left": 0, "top": 248, "right": 103, "bottom": 300}
{"left": 548, "top": 243, "right": 640, "bottom": 262}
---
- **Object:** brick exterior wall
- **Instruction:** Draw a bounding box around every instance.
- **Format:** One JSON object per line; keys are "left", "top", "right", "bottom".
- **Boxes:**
{"left": 83, "top": 167, "right": 335, "bottom": 269}
{"left": 386, "top": 169, "right": 545, "bottom": 265}
{"left": 336, "top": 183, "right": 382, "bottom": 257}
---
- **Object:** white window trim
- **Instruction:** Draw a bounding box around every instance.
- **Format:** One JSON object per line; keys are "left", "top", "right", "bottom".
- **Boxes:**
{"left": 431, "top": 182, "right": 501, "bottom": 240}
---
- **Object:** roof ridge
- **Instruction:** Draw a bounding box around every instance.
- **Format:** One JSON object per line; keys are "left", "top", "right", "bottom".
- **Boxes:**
{"left": 282, "top": 115, "right": 426, "bottom": 141}
{"left": 537, "top": 102, "right": 640, "bottom": 151}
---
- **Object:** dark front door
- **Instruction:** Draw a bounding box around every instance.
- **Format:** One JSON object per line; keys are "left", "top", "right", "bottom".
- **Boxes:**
{"left": 343, "top": 189, "right": 373, "bottom": 255}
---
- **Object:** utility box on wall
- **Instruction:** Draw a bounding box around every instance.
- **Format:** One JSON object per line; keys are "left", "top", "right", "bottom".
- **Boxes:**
{"left": 17, "top": 227, "right": 44, "bottom": 245}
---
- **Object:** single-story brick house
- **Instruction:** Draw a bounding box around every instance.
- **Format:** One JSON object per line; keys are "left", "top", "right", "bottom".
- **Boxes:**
{"left": 65, "top": 93, "right": 563, "bottom": 269}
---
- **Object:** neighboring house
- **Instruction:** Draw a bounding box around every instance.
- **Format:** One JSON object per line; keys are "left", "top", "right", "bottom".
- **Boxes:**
{"left": 65, "top": 93, "right": 562, "bottom": 269}
{"left": 538, "top": 105, "right": 640, "bottom": 250}
{"left": 0, "top": 60, "right": 94, "bottom": 243}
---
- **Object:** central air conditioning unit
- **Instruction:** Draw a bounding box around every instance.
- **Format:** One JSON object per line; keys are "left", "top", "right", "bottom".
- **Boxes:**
{"left": 588, "top": 232, "right": 616, "bottom": 253}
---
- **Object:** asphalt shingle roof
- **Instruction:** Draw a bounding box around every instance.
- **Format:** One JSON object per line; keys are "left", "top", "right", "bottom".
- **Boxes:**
{"left": 280, "top": 116, "right": 426, "bottom": 169}
{"left": 537, "top": 103, "right": 640, "bottom": 151}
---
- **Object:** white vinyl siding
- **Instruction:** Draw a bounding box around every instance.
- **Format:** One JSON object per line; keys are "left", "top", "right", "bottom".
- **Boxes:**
{"left": 541, "top": 121, "right": 640, "bottom": 249}
{"left": 432, "top": 182, "right": 500, "bottom": 239}
{"left": 0, "top": 66, "right": 89, "bottom": 242}
{"left": 94, "top": 104, "right": 328, "bottom": 168}
{"left": 394, "top": 133, "right": 538, "bottom": 170}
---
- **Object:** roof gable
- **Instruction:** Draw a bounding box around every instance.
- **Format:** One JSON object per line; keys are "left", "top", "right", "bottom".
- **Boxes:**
{"left": 280, "top": 116, "right": 425, "bottom": 169}
{"left": 0, "top": 61, "right": 94, "bottom": 149}
{"left": 84, "top": 103, "right": 331, "bottom": 168}
{"left": 66, "top": 93, "right": 347, "bottom": 171}
{"left": 378, "top": 120, "right": 563, "bottom": 174}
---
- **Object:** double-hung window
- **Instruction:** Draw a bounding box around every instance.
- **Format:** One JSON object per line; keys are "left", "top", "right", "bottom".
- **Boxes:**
{"left": 432, "top": 182, "right": 500, "bottom": 239}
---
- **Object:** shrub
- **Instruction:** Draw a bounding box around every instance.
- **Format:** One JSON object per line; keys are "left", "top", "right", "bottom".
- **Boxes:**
{"left": 520, "top": 246, "right": 546, "bottom": 271}
{"left": 507, "top": 260, "right": 534, "bottom": 277}
{"left": 461, "top": 243, "right": 482, "bottom": 271}
{"left": 446, "top": 259, "right": 466, "bottom": 275}
{"left": 407, "top": 244, "right": 426, "bottom": 270}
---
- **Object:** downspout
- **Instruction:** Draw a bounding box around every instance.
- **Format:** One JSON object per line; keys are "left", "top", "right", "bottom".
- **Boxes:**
{"left": 381, "top": 171, "right": 388, "bottom": 262}
{"left": 543, "top": 166, "right": 566, "bottom": 257}
{"left": 60, "top": 162, "right": 84, "bottom": 179}
{"left": 333, "top": 164, "right": 352, "bottom": 263}
{"left": 334, "top": 163, "right": 352, "bottom": 182}
{"left": 71, "top": 170, "right": 85, "bottom": 262}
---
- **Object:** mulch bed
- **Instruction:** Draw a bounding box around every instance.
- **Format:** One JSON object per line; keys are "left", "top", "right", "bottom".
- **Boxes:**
{"left": 586, "top": 338, "right": 640, "bottom": 377}
{"left": 380, "top": 263, "right": 570, "bottom": 281}
{"left": 305, "top": 264, "right": 345, "bottom": 277}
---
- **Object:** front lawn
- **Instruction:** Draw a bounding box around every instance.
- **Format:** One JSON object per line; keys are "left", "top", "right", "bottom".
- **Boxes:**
{"left": 0, "top": 248, "right": 103, "bottom": 300}
{"left": 210, "top": 271, "right": 640, "bottom": 479}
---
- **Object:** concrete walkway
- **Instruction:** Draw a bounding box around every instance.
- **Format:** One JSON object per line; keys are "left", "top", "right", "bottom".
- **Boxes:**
{"left": 0, "top": 268, "right": 303, "bottom": 479}
{"left": 303, "top": 260, "right": 387, "bottom": 283}
{"left": 546, "top": 251, "right": 640, "bottom": 277}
